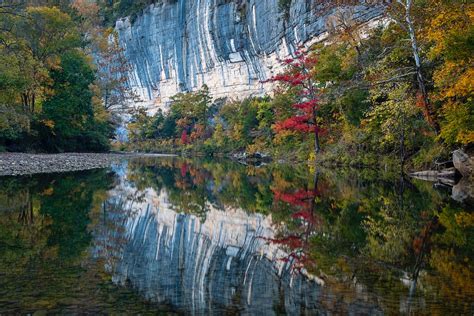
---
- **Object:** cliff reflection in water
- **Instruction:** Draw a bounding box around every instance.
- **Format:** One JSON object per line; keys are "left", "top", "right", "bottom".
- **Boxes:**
{"left": 95, "top": 160, "right": 329, "bottom": 315}
{"left": 94, "top": 158, "right": 474, "bottom": 315}
{"left": 1, "top": 158, "right": 472, "bottom": 314}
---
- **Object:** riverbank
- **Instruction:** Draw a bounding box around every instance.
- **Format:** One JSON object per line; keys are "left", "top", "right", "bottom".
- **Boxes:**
{"left": 0, "top": 152, "right": 176, "bottom": 176}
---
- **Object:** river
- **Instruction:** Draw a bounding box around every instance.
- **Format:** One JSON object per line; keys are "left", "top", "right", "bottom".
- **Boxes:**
{"left": 0, "top": 157, "right": 472, "bottom": 314}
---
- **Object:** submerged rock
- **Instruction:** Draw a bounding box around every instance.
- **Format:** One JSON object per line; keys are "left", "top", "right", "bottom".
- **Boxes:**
{"left": 410, "top": 167, "right": 458, "bottom": 186}
{"left": 232, "top": 151, "right": 271, "bottom": 166}
{"left": 411, "top": 149, "right": 473, "bottom": 203}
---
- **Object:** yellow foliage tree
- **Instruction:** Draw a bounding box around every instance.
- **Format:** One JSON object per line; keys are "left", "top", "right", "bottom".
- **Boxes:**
{"left": 425, "top": 2, "right": 474, "bottom": 145}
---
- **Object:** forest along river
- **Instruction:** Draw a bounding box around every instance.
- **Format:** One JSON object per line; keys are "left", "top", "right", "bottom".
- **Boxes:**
{"left": 0, "top": 157, "right": 472, "bottom": 314}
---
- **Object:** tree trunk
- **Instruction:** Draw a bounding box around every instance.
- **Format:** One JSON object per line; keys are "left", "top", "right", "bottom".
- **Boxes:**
{"left": 400, "top": 110, "right": 406, "bottom": 169}
{"left": 314, "top": 130, "right": 321, "bottom": 154}
{"left": 21, "top": 91, "right": 36, "bottom": 114}
{"left": 21, "top": 93, "right": 28, "bottom": 112}
{"left": 305, "top": 170, "right": 319, "bottom": 242}
{"left": 312, "top": 98, "right": 321, "bottom": 154}
{"left": 104, "top": 88, "right": 109, "bottom": 109}
{"left": 31, "top": 93, "right": 35, "bottom": 113}
{"left": 403, "top": 0, "right": 439, "bottom": 133}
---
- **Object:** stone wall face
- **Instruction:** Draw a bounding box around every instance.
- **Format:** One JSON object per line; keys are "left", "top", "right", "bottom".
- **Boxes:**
{"left": 116, "top": 0, "right": 384, "bottom": 110}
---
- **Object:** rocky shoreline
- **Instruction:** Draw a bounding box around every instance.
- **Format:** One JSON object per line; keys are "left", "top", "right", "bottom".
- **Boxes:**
{"left": 0, "top": 152, "right": 175, "bottom": 176}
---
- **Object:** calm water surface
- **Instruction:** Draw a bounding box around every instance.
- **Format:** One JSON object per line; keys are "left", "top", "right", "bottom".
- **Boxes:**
{"left": 0, "top": 157, "right": 473, "bottom": 315}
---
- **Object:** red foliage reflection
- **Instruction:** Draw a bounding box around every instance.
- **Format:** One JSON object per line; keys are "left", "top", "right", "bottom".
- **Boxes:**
{"left": 264, "top": 172, "right": 322, "bottom": 273}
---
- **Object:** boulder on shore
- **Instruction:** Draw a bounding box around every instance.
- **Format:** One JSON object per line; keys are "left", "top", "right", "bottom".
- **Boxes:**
{"left": 453, "top": 149, "right": 474, "bottom": 178}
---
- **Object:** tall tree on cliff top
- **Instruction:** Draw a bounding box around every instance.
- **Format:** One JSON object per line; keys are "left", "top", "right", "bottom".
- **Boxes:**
{"left": 268, "top": 51, "right": 323, "bottom": 154}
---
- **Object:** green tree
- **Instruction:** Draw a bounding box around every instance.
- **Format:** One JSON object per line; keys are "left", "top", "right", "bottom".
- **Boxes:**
{"left": 170, "top": 85, "right": 212, "bottom": 143}
{"left": 8, "top": 6, "right": 81, "bottom": 113}
{"left": 0, "top": 4, "right": 114, "bottom": 152}
{"left": 41, "top": 50, "right": 111, "bottom": 152}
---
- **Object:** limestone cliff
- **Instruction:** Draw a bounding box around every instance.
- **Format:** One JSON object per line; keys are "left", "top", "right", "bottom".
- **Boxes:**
{"left": 115, "top": 0, "right": 384, "bottom": 109}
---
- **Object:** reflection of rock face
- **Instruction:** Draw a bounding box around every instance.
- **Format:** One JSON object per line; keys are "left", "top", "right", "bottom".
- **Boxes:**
{"left": 92, "top": 165, "right": 384, "bottom": 314}
{"left": 452, "top": 178, "right": 474, "bottom": 204}
{"left": 116, "top": 1, "right": 384, "bottom": 108}
{"left": 97, "top": 182, "right": 324, "bottom": 314}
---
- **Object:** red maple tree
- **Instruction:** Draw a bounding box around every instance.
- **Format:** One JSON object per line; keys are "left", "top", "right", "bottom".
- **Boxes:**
{"left": 180, "top": 129, "right": 188, "bottom": 145}
{"left": 266, "top": 50, "right": 322, "bottom": 153}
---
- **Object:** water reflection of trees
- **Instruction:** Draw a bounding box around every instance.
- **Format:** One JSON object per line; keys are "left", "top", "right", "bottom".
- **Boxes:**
{"left": 0, "top": 171, "right": 159, "bottom": 313}
{"left": 314, "top": 174, "right": 473, "bottom": 314}
{"left": 125, "top": 158, "right": 474, "bottom": 314}
{"left": 264, "top": 171, "right": 321, "bottom": 273}
{"left": 1, "top": 159, "right": 470, "bottom": 313}
{"left": 126, "top": 157, "right": 282, "bottom": 218}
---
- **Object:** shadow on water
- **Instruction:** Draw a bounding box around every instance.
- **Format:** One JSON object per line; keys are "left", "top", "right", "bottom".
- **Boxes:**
{"left": 0, "top": 157, "right": 473, "bottom": 314}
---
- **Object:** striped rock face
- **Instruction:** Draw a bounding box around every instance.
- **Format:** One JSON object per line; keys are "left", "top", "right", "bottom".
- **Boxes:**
{"left": 115, "top": 1, "right": 384, "bottom": 111}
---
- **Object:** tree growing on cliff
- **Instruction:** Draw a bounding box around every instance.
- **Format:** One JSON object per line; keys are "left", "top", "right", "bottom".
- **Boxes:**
{"left": 95, "top": 31, "right": 139, "bottom": 114}
{"left": 267, "top": 51, "right": 323, "bottom": 154}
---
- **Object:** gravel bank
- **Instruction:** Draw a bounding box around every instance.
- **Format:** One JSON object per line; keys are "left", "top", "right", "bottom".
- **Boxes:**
{"left": 0, "top": 153, "right": 175, "bottom": 176}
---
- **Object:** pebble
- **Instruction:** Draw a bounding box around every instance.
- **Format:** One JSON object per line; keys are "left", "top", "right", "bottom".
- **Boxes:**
{"left": 0, "top": 153, "right": 176, "bottom": 176}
